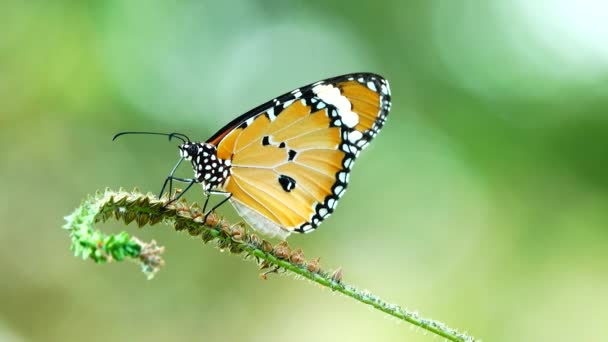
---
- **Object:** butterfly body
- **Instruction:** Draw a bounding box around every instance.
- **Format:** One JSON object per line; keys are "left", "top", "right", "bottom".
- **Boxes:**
{"left": 179, "top": 142, "right": 231, "bottom": 191}
{"left": 176, "top": 73, "right": 391, "bottom": 239}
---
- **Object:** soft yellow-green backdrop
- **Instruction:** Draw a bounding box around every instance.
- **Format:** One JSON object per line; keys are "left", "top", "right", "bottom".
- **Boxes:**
{"left": 1, "top": 1, "right": 607, "bottom": 341}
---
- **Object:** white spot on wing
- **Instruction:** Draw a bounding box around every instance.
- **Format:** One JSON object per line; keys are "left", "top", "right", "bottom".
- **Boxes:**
{"left": 381, "top": 83, "right": 388, "bottom": 95}
{"left": 357, "top": 140, "right": 368, "bottom": 148}
{"left": 367, "top": 81, "right": 377, "bottom": 92}
{"left": 282, "top": 99, "right": 294, "bottom": 108}
{"left": 348, "top": 130, "right": 363, "bottom": 143}
{"left": 319, "top": 208, "right": 328, "bottom": 217}
{"left": 312, "top": 84, "right": 359, "bottom": 128}
{"left": 341, "top": 111, "right": 358, "bottom": 128}
{"left": 267, "top": 107, "right": 275, "bottom": 120}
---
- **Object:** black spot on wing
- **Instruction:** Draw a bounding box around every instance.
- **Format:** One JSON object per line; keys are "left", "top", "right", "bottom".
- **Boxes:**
{"left": 288, "top": 149, "right": 297, "bottom": 161}
{"left": 278, "top": 174, "right": 296, "bottom": 192}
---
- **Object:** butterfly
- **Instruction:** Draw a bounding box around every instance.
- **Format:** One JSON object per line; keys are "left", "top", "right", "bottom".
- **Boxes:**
{"left": 114, "top": 72, "right": 391, "bottom": 238}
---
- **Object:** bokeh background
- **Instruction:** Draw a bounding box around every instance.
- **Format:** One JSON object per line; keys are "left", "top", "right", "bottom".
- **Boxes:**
{"left": 1, "top": 1, "right": 607, "bottom": 341}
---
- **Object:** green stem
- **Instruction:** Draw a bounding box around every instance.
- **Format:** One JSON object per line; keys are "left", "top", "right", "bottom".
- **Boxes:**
{"left": 63, "top": 189, "right": 477, "bottom": 342}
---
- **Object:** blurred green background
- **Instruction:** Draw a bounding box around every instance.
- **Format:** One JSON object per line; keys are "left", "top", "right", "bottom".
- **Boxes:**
{"left": 1, "top": 1, "right": 607, "bottom": 341}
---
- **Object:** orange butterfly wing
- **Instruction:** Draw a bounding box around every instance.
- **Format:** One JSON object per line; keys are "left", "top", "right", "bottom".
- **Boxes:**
{"left": 209, "top": 73, "right": 391, "bottom": 237}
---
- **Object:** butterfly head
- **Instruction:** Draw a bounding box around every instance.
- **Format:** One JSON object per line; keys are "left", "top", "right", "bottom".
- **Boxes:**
{"left": 179, "top": 142, "right": 232, "bottom": 190}
{"left": 178, "top": 142, "right": 202, "bottom": 161}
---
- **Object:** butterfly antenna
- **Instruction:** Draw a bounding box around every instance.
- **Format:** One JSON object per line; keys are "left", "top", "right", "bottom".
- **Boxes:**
{"left": 168, "top": 132, "right": 191, "bottom": 142}
{"left": 112, "top": 131, "right": 191, "bottom": 143}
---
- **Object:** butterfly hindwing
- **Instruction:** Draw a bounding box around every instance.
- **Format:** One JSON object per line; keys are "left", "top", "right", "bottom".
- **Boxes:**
{"left": 212, "top": 73, "right": 391, "bottom": 237}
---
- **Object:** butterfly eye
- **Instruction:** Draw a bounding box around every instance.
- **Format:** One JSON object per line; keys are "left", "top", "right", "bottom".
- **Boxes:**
{"left": 187, "top": 144, "right": 198, "bottom": 156}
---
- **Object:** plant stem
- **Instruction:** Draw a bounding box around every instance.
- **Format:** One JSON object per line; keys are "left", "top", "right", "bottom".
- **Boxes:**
{"left": 63, "top": 189, "right": 477, "bottom": 342}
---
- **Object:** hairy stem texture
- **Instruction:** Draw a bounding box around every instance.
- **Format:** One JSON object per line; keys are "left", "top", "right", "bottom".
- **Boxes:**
{"left": 63, "top": 189, "right": 477, "bottom": 342}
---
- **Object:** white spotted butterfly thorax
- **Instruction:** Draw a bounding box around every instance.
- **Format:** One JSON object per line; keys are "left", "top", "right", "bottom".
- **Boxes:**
{"left": 181, "top": 73, "right": 391, "bottom": 239}
{"left": 179, "top": 143, "right": 231, "bottom": 191}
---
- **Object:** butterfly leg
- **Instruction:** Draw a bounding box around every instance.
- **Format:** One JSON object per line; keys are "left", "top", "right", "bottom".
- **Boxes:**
{"left": 202, "top": 192, "right": 211, "bottom": 213}
{"left": 161, "top": 178, "right": 196, "bottom": 208}
{"left": 158, "top": 176, "right": 172, "bottom": 199}
{"left": 203, "top": 190, "right": 232, "bottom": 223}
{"left": 158, "top": 157, "right": 185, "bottom": 199}
{"left": 159, "top": 176, "right": 192, "bottom": 199}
